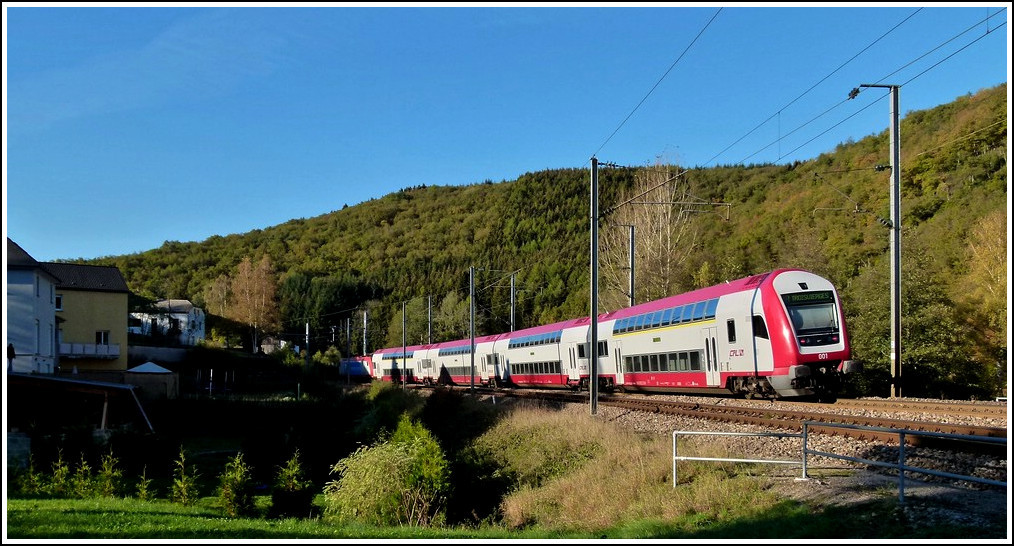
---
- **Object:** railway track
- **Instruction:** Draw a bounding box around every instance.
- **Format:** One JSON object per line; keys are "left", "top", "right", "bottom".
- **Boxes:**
{"left": 446, "top": 386, "right": 1008, "bottom": 454}
{"left": 830, "top": 397, "right": 1008, "bottom": 419}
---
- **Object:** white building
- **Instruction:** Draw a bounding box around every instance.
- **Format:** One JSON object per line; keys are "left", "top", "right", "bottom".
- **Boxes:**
{"left": 6, "top": 238, "right": 59, "bottom": 374}
{"left": 129, "top": 299, "right": 206, "bottom": 346}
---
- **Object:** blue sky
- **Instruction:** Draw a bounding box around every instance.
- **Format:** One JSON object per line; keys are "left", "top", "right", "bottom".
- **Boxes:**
{"left": 4, "top": 3, "right": 1010, "bottom": 262}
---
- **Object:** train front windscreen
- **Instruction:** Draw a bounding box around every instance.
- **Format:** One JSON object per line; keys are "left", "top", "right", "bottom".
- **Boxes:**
{"left": 782, "top": 290, "right": 841, "bottom": 347}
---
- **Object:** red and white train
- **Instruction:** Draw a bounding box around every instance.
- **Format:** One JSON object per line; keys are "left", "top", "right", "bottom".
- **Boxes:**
{"left": 369, "top": 269, "right": 857, "bottom": 401}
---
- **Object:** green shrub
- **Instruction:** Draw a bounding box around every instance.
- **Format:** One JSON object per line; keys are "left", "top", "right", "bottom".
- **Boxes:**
{"left": 13, "top": 454, "right": 46, "bottom": 497}
{"left": 269, "top": 449, "right": 316, "bottom": 519}
{"left": 323, "top": 413, "right": 449, "bottom": 526}
{"left": 136, "top": 466, "right": 154, "bottom": 501}
{"left": 47, "top": 450, "right": 71, "bottom": 497}
{"left": 71, "top": 453, "right": 95, "bottom": 498}
{"left": 353, "top": 383, "right": 426, "bottom": 440}
{"left": 96, "top": 449, "right": 124, "bottom": 498}
{"left": 170, "top": 447, "right": 200, "bottom": 506}
{"left": 218, "top": 452, "right": 256, "bottom": 517}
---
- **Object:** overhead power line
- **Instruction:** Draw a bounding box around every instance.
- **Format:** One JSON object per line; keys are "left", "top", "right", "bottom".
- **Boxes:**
{"left": 704, "top": 8, "right": 923, "bottom": 168}
{"left": 591, "top": 7, "right": 723, "bottom": 159}
{"left": 733, "top": 8, "right": 1006, "bottom": 166}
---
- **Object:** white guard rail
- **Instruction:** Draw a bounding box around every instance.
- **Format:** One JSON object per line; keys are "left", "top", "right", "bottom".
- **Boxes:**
{"left": 672, "top": 421, "right": 1008, "bottom": 505}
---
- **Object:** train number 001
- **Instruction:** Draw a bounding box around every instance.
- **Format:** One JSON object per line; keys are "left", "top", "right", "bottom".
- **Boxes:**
{"left": 818, "top": 353, "right": 828, "bottom": 360}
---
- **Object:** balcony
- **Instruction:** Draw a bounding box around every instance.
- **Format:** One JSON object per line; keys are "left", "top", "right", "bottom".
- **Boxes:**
{"left": 59, "top": 343, "right": 121, "bottom": 359}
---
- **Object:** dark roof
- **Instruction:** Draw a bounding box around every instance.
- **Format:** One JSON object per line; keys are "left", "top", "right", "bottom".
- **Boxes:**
{"left": 41, "top": 262, "right": 129, "bottom": 293}
{"left": 7, "top": 238, "right": 61, "bottom": 282}
{"left": 8, "top": 238, "right": 41, "bottom": 268}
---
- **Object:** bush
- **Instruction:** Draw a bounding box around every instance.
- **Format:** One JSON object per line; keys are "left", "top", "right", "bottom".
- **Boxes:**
{"left": 218, "top": 452, "right": 256, "bottom": 517}
{"left": 269, "top": 449, "right": 316, "bottom": 519}
{"left": 323, "top": 413, "right": 449, "bottom": 526}
{"left": 12, "top": 455, "right": 46, "bottom": 497}
{"left": 136, "top": 466, "right": 154, "bottom": 501}
{"left": 47, "top": 450, "right": 71, "bottom": 498}
{"left": 170, "top": 447, "right": 200, "bottom": 506}
{"left": 96, "top": 449, "right": 124, "bottom": 498}
{"left": 71, "top": 453, "right": 95, "bottom": 498}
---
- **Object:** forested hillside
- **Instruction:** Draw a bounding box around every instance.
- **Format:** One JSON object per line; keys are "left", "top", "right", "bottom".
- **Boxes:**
{"left": 84, "top": 83, "right": 1007, "bottom": 398}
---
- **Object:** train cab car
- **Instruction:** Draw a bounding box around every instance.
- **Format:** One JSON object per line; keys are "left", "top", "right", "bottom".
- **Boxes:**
{"left": 607, "top": 269, "right": 852, "bottom": 400}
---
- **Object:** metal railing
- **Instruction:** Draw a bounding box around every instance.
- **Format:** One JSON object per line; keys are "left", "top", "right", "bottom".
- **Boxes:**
{"left": 672, "top": 430, "right": 810, "bottom": 487}
{"left": 672, "top": 421, "right": 1007, "bottom": 505}
{"left": 59, "top": 342, "right": 121, "bottom": 358}
{"left": 800, "top": 421, "right": 1006, "bottom": 504}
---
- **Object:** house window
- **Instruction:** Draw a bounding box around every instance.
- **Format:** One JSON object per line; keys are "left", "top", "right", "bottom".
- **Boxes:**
{"left": 55, "top": 294, "right": 63, "bottom": 311}
{"left": 95, "top": 331, "right": 110, "bottom": 345}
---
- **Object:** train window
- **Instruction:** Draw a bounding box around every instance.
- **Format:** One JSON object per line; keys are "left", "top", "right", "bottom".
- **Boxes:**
{"left": 680, "top": 306, "right": 694, "bottom": 323}
{"left": 649, "top": 354, "right": 659, "bottom": 371}
{"left": 727, "top": 319, "right": 737, "bottom": 343}
{"left": 661, "top": 308, "right": 673, "bottom": 325}
{"left": 638, "top": 355, "right": 648, "bottom": 372}
{"left": 667, "top": 353, "right": 678, "bottom": 371}
{"left": 690, "top": 351, "right": 702, "bottom": 371}
{"left": 624, "top": 356, "right": 632, "bottom": 373}
{"left": 692, "top": 301, "right": 707, "bottom": 321}
{"left": 705, "top": 298, "right": 719, "bottom": 318}
{"left": 651, "top": 311, "right": 663, "bottom": 328}
{"left": 598, "top": 341, "right": 608, "bottom": 357}
{"left": 753, "top": 315, "right": 769, "bottom": 339}
{"left": 677, "top": 352, "right": 689, "bottom": 371}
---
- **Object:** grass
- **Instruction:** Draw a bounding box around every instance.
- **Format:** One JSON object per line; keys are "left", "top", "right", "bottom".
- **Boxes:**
{"left": 8, "top": 491, "right": 1005, "bottom": 540}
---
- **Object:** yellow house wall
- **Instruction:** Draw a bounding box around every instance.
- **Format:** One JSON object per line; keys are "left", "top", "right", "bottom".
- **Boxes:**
{"left": 58, "top": 289, "right": 128, "bottom": 371}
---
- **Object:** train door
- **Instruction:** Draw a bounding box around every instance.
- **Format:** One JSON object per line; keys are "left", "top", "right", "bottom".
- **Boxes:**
{"left": 567, "top": 345, "right": 580, "bottom": 386}
{"left": 703, "top": 327, "right": 720, "bottom": 387}
{"left": 613, "top": 341, "right": 624, "bottom": 386}
{"left": 485, "top": 353, "right": 497, "bottom": 386}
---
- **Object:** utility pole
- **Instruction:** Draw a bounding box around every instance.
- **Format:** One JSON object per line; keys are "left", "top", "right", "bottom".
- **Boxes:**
{"left": 362, "top": 310, "right": 368, "bottom": 356}
{"left": 589, "top": 157, "right": 600, "bottom": 415}
{"left": 401, "top": 301, "right": 407, "bottom": 391}
{"left": 428, "top": 295, "right": 433, "bottom": 345}
{"left": 510, "top": 272, "right": 516, "bottom": 332}
{"left": 858, "top": 83, "right": 902, "bottom": 398}
{"left": 469, "top": 266, "right": 476, "bottom": 393}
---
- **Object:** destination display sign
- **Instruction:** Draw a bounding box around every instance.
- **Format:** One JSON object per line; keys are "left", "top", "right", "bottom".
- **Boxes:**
{"left": 782, "top": 290, "right": 834, "bottom": 305}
